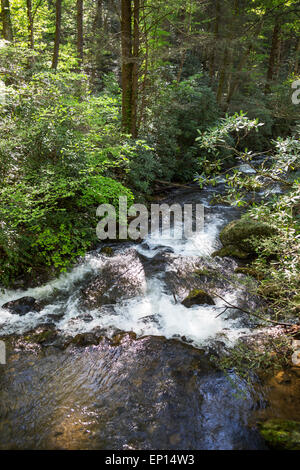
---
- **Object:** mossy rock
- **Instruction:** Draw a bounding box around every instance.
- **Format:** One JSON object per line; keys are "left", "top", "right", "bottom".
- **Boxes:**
{"left": 182, "top": 289, "right": 215, "bottom": 308}
{"left": 213, "top": 245, "right": 250, "bottom": 260}
{"left": 71, "top": 333, "right": 100, "bottom": 347}
{"left": 100, "top": 246, "right": 113, "bottom": 256}
{"left": 24, "top": 328, "right": 57, "bottom": 344}
{"left": 219, "top": 218, "right": 275, "bottom": 254}
{"left": 258, "top": 419, "right": 300, "bottom": 450}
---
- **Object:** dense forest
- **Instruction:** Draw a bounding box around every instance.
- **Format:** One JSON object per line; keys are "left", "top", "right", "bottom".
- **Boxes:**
{"left": 0, "top": 0, "right": 299, "bottom": 286}
{"left": 0, "top": 0, "right": 300, "bottom": 452}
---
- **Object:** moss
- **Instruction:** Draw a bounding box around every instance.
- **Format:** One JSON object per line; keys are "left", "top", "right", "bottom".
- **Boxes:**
{"left": 193, "top": 268, "right": 212, "bottom": 277}
{"left": 71, "top": 333, "right": 100, "bottom": 347}
{"left": 258, "top": 419, "right": 300, "bottom": 450}
{"left": 182, "top": 289, "right": 215, "bottom": 308}
{"left": 100, "top": 246, "right": 113, "bottom": 256}
{"left": 213, "top": 245, "right": 250, "bottom": 260}
{"left": 219, "top": 218, "right": 275, "bottom": 253}
{"left": 25, "top": 329, "right": 57, "bottom": 344}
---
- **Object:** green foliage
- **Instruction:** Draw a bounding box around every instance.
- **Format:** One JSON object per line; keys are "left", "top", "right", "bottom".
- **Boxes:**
{"left": 0, "top": 69, "right": 137, "bottom": 286}
{"left": 144, "top": 74, "right": 220, "bottom": 181}
{"left": 211, "top": 336, "right": 293, "bottom": 383}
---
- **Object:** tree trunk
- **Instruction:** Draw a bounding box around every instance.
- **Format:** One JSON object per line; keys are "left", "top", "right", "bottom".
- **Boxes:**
{"left": 216, "top": 45, "right": 230, "bottom": 105}
{"left": 209, "top": 0, "right": 220, "bottom": 82}
{"left": 76, "top": 0, "right": 83, "bottom": 68}
{"left": 121, "top": 0, "right": 133, "bottom": 134}
{"left": 131, "top": 0, "right": 139, "bottom": 137}
{"left": 1, "top": 0, "right": 13, "bottom": 41}
{"left": 226, "top": 43, "right": 253, "bottom": 107}
{"left": 265, "top": 16, "right": 281, "bottom": 94}
{"left": 93, "top": 0, "right": 102, "bottom": 32}
{"left": 51, "top": 0, "right": 62, "bottom": 70}
{"left": 26, "top": 0, "right": 34, "bottom": 49}
{"left": 295, "top": 37, "right": 300, "bottom": 74}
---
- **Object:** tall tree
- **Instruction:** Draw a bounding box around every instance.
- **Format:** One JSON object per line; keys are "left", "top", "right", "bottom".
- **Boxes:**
{"left": 131, "top": 0, "right": 140, "bottom": 137}
{"left": 52, "top": 0, "right": 62, "bottom": 70}
{"left": 1, "top": 0, "right": 13, "bottom": 41}
{"left": 121, "top": 0, "right": 133, "bottom": 134}
{"left": 26, "top": 0, "right": 34, "bottom": 49}
{"left": 76, "top": 0, "right": 84, "bottom": 68}
{"left": 265, "top": 16, "right": 281, "bottom": 93}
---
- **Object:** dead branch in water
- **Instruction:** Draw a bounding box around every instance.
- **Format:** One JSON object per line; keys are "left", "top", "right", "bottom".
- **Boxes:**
{"left": 212, "top": 291, "right": 296, "bottom": 328}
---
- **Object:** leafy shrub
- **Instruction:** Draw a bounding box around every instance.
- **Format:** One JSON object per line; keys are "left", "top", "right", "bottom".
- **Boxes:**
{"left": 0, "top": 70, "right": 138, "bottom": 286}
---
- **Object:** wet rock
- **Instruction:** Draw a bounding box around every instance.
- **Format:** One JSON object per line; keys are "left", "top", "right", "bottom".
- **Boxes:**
{"left": 71, "top": 333, "right": 100, "bottom": 347}
{"left": 292, "top": 340, "right": 300, "bottom": 350}
{"left": 291, "top": 350, "right": 300, "bottom": 367}
{"left": 182, "top": 289, "right": 215, "bottom": 308}
{"left": 214, "top": 218, "right": 275, "bottom": 260}
{"left": 2, "top": 297, "right": 43, "bottom": 316}
{"left": 21, "top": 325, "right": 56, "bottom": 344}
{"left": 81, "top": 249, "right": 145, "bottom": 308}
{"left": 258, "top": 419, "right": 300, "bottom": 450}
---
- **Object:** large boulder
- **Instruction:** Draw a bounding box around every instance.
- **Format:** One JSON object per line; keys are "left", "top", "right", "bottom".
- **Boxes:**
{"left": 258, "top": 419, "right": 300, "bottom": 450}
{"left": 81, "top": 249, "right": 146, "bottom": 309}
{"left": 214, "top": 218, "right": 275, "bottom": 259}
{"left": 2, "top": 297, "right": 43, "bottom": 316}
{"left": 182, "top": 289, "right": 215, "bottom": 308}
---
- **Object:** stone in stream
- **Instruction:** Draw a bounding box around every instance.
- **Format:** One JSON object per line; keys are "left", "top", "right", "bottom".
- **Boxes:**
{"left": 213, "top": 218, "right": 276, "bottom": 260}
{"left": 81, "top": 248, "right": 146, "bottom": 308}
{"left": 181, "top": 289, "right": 215, "bottom": 308}
{"left": 1, "top": 296, "right": 43, "bottom": 316}
{"left": 291, "top": 350, "right": 300, "bottom": 367}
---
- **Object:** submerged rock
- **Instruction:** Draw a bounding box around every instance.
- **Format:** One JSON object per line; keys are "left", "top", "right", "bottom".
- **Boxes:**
{"left": 0, "top": 333, "right": 266, "bottom": 450}
{"left": 182, "top": 289, "right": 215, "bottom": 308}
{"left": 259, "top": 419, "right": 300, "bottom": 450}
{"left": 2, "top": 296, "right": 43, "bottom": 316}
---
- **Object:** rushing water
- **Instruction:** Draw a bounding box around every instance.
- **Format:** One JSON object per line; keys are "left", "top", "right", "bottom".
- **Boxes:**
{"left": 0, "top": 180, "right": 279, "bottom": 450}
{"left": 0, "top": 184, "right": 254, "bottom": 345}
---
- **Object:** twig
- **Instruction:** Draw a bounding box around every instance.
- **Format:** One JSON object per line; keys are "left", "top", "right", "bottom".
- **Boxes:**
{"left": 211, "top": 291, "right": 295, "bottom": 327}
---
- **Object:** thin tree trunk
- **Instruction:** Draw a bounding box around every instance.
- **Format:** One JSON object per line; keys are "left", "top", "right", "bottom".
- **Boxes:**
{"left": 265, "top": 16, "right": 281, "bottom": 94}
{"left": 51, "top": 0, "right": 62, "bottom": 70}
{"left": 93, "top": 0, "right": 102, "bottom": 32}
{"left": 295, "top": 37, "right": 300, "bottom": 74}
{"left": 26, "top": 0, "right": 34, "bottom": 49}
{"left": 1, "top": 0, "right": 13, "bottom": 41}
{"left": 209, "top": 0, "right": 220, "bottom": 82}
{"left": 137, "top": 0, "right": 148, "bottom": 131}
{"left": 121, "top": 0, "right": 133, "bottom": 134}
{"left": 226, "top": 43, "right": 253, "bottom": 106}
{"left": 76, "top": 0, "right": 83, "bottom": 68}
{"left": 216, "top": 45, "right": 230, "bottom": 105}
{"left": 131, "top": 0, "right": 139, "bottom": 137}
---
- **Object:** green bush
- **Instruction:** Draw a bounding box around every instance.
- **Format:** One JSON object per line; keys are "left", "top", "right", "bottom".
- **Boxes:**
{"left": 0, "top": 71, "right": 137, "bottom": 286}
